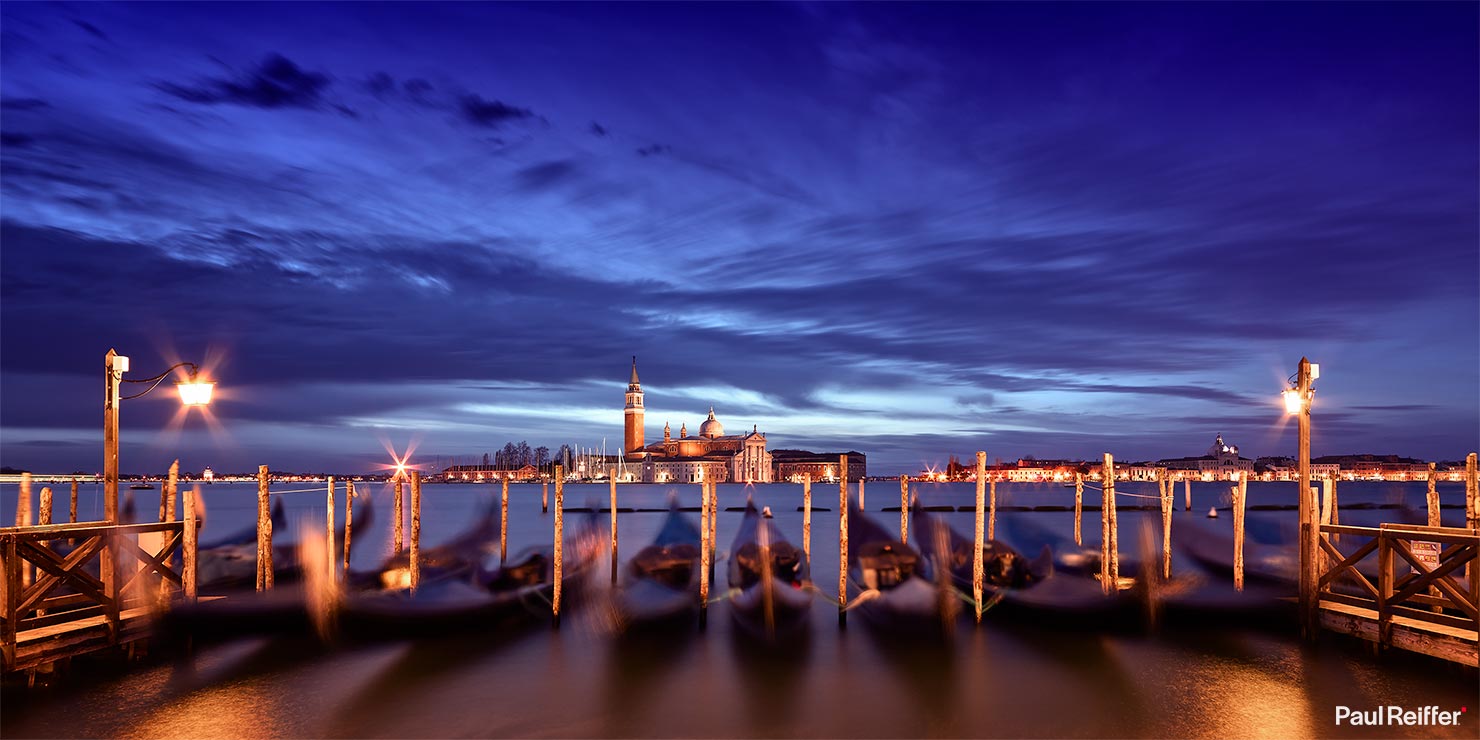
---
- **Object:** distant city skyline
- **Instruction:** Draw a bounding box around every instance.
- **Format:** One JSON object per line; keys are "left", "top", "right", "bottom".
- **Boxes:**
{"left": 1, "top": 3, "right": 1476, "bottom": 476}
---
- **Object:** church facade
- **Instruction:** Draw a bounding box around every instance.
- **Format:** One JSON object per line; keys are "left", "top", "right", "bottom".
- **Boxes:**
{"left": 622, "top": 358, "right": 773, "bottom": 483}
{"left": 1158, "top": 434, "right": 1256, "bottom": 480}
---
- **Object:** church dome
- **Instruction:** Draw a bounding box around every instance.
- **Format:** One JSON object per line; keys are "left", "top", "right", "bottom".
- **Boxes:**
{"left": 700, "top": 407, "right": 724, "bottom": 438}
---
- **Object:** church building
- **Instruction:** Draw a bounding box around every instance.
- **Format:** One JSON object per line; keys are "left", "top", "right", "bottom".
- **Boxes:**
{"left": 622, "top": 357, "right": 773, "bottom": 483}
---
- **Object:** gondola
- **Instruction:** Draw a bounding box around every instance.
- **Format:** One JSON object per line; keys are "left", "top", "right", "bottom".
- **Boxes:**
{"left": 995, "top": 513, "right": 1143, "bottom": 579}
{"left": 845, "top": 502, "right": 944, "bottom": 632}
{"left": 339, "top": 514, "right": 599, "bottom": 639}
{"left": 1175, "top": 518, "right": 1298, "bottom": 587}
{"left": 197, "top": 496, "right": 375, "bottom": 591}
{"left": 370, "top": 497, "right": 497, "bottom": 590}
{"left": 727, "top": 499, "right": 811, "bottom": 641}
{"left": 915, "top": 508, "right": 1137, "bottom": 626}
{"left": 164, "top": 496, "right": 510, "bottom": 641}
{"left": 614, "top": 500, "right": 703, "bottom": 629}
{"left": 911, "top": 506, "right": 1047, "bottom": 593}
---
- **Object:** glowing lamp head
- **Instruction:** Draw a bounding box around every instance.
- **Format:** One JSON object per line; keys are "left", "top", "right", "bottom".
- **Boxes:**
{"left": 177, "top": 374, "right": 215, "bottom": 406}
{"left": 1283, "top": 388, "right": 1303, "bottom": 415}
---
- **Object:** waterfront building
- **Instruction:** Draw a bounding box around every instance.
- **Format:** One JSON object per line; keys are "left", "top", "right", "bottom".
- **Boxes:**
{"left": 442, "top": 463, "right": 540, "bottom": 482}
{"left": 772, "top": 450, "right": 867, "bottom": 482}
{"left": 1158, "top": 434, "right": 1255, "bottom": 480}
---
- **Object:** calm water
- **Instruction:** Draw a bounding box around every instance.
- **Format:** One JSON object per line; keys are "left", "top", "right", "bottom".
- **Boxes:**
{"left": 3, "top": 480, "right": 1475, "bottom": 738}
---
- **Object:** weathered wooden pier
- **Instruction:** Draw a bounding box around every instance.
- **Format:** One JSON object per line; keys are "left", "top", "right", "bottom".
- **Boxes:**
{"left": 2, "top": 517, "right": 197, "bottom": 673}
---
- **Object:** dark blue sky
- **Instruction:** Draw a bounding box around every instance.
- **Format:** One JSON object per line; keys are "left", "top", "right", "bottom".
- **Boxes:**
{"left": 2, "top": 2, "right": 1476, "bottom": 475}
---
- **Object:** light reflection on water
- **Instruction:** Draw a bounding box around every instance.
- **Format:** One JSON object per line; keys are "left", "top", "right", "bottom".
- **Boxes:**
{"left": 3, "top": 481, "right": 1476, "bottom": 738}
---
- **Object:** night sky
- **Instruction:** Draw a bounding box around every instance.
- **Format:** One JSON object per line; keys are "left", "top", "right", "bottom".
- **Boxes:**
{"left": 2, "top": 2, "right": 1476, "bottom": 475}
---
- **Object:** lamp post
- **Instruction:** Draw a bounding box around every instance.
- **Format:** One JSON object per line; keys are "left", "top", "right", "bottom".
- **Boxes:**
{"left": 1284, "top": 357, "right": 1319, "bottom": 637}
{"left": 104, "top": 348, "right": 215, "bottom": 524}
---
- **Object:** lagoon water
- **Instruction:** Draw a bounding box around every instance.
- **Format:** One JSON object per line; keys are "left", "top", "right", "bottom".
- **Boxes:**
{"left": 3, "top": 479, "right": 1475, "bottom": 738}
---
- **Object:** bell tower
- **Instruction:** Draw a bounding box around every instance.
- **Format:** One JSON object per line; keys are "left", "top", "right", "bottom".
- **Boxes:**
{"left": 624, "top": 356, "right": 644, "bottom": 454}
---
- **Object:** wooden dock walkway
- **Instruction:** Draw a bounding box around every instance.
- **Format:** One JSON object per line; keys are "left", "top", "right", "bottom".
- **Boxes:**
{"left": 1313, "top": 522, "right": 1478, "bottom": 666}
{"left": 2, "top": 519, "right": 197, "bottom": 673}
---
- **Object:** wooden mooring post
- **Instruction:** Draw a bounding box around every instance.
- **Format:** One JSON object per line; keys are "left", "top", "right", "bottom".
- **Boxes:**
{"left": 501, "top": 476, "right": 510, "bottom": 565}
{"left": 160, "top": 460, "right": 178, "bottom": 522}
{"left": 1466, "top": 452, "right": 1477, "bottom": 584}
{"left": 1184, "top": 476, "right": 1191, "bottom": 512}
{"left": 410, "top": 472, "right": 422, "bottom": 593}
{"left": 393, "top": 475, "right": 405, "bottom": 555}
{"left": 1074, "top": 471, "right": 1083, "bottom": 546}
{"left": 859, "top": 477, "right": 865, "bottom": 511}
{"left": 1159, "top": 470, "right": 1173, "bottom": 579}
{"left": 899, "top": 475, "right": 909, "bottom": 544}
{"left": 973, "top": 451, "right": 986, "bottom": 623}
{"left": 610, "top": 468, "right": 619, "bottom": 585}
{"left": 1468, "top": 453, "right": 1478, "bottom": 530}
{"left": 1101, "top": 453, "right": 1118, "bottom": 593}
{"left": 69, "top": 478, "right": 78, "bottom": 524}
{"left": 15, "top": 472, "right": 32, "bottom": 528}
{"left": 1231, "top": 477, "right": 1246, "bottom": 591}
{"left": 700, "top": 478, "right": 711, "bottom": 628}
{"left": 988, "top": 473, "right": 997, "bottom": 542}
{"left": 802, "top": 475, "right": 812, "bottom": 566}
{"left": 184, "top": 485, "right": 199, "bottom": 602}
{"left": 38, "top": 487, "right": 52, "bottom": 526}
{"left": 1427, "top": 463, "right": 1440, "bottom": 528}
{"left": 1320, "top": 478, "right": 1334, "bottom": 527}
{"left": 326, "top": 477, "right": 336, "bottom": 584}
{"left": 839, "top": 454, "right": 849, "bottom": 626}
{"left": 256, "top": 465, "right": 272, "bottom": 591}
{"left": 344, "top": 480, "right": 355, "bottom": 571}
{"left": 552, "top": 465, "right": 564, "bottom": 627}
{"left": 543, "top": 480, "right": 549, "bottom": 514}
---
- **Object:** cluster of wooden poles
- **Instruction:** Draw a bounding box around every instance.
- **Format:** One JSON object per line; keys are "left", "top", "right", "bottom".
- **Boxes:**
{"left": 151, "top": 451, "right": 1480, "bottom": 631}
{"left": 9, "top": 463, "right": 202, "bottom": 602}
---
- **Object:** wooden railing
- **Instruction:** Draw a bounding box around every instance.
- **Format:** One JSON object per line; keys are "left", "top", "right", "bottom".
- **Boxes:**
{"left": 1316, "top": 522, "right": 1479, "bottom": 643}
{"left": 1, "top": 520, "right": 194, "bottom": 670}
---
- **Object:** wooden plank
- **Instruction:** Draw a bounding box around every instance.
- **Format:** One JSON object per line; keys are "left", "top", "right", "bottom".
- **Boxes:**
{"left": 0, "top": 520, "right": 183, "bottom": 538}
{"left": 9, "top": 605, "right": 159, "bottom": 672}
{"left": 1380, "top": 522, "right": 1480, "bottom": 535}
{"left": 1319, "top": 601, "right": 1478, "bottom": 667}
{"left": 1387, "top": 603, "right": 1478, "bottom": 632}
{"left": 16, "top": 605, "right": 155, "bottom": 644}
{"left": 1321, "top": 524, "right": 1380, "bottom": 538}
{"left": 1319, "top": 591, "right": 1378, "bottom": 612}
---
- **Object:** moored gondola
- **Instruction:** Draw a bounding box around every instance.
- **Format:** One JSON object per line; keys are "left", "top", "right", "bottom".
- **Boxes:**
{"left": 614, "top": 499, "right": 703, "bottom": 630}
{"left": 846, "top": 502, "right": 945, "bottom": 633}
{"left": 340, "top": 514, "right": 599, "bottom": 639}
{"left": 727, "top": 499, "right": 811, "bottom": 642}
{"left": 914, "top": 508, "right": 1139, "bottom": 627}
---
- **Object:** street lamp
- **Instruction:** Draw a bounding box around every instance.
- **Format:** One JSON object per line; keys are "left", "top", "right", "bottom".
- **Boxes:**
{"left": 104, "top": 348, "right": 214, "bottom": 525}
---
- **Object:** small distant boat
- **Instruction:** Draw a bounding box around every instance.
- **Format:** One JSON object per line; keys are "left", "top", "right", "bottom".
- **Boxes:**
{"left": 129, "top": 482, "right": 155, "bottom": 490}
{"left": 615, "top": 499, "right": 702, "bottom": 629}
{"left": 728, "top": 499, "right": 811, "bottom": 642}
